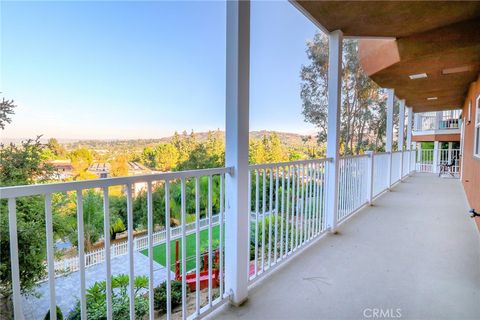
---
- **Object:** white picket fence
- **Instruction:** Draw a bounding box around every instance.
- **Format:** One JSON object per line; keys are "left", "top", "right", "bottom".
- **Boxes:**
{"left": 54, "top": 214, "right": 220, "bottom": 275}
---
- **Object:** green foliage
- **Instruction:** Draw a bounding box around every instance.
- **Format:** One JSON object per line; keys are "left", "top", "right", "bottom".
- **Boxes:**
{"left": 0, "top": 97, "right": 16, "bottom": 130}
{"left": 153, "top": 280, "right": 182, "bottom": 313}
{"left": 67, "top": 274, "right": 148, "bottom": 320}
{"left": 0, "top": 138, "right": 56, "bottom": 300}
{"left": 301, "top": 33, "right": 387, "bottom": 154}
{"left": 0, "top": 137, "right": 55, "bottom": 186}
{"left": 44, "top": 305, "right": 64, "bottom": 320}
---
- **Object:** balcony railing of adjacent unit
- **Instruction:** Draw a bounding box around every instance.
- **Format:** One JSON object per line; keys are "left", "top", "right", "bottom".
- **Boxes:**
{"left": 416, "top": 148, "right": 461, "bottom": 175}
{"left": 1, "top": 151, "right": 417, "bottom": 320}
{"left": 414, "top": 110, "right": 462, "bottom": 131}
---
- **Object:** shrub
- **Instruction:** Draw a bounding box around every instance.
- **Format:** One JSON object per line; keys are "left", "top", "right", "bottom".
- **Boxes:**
{"left": 44, "top": 305, "right": 63, "bottom": 320}
{"left": 153, "top": 280, "right": 182, "bottom": 313}
{"left": 67, "top": 274, "right": 148, "bottom": 320}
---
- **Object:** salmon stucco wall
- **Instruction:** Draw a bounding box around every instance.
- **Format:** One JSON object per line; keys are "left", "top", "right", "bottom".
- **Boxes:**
{"left": 461, "top": 75, "right": 480, "bottom": 229}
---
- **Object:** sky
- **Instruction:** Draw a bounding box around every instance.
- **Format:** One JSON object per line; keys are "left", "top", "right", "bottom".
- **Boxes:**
{"left": 1, "top": 0, "right": 320, "bottom": 140}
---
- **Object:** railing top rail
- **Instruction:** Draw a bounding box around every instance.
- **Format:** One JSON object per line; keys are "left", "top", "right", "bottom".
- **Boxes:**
{"left": 248, "top": 157, "right": 332, "bottom": 170}
{"left": 373, "top": 151, "right": 391, "bottom": 156}
{"left": 0, "top": 166, "right": 233, "bottom": 199}
{"left": 339, "top": 154, "right": 369, "bottom": 160}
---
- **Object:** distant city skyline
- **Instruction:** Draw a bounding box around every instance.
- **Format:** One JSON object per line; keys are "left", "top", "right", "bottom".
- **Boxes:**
{"left": 1, "top": 1, "right": 320, "bottom": 140}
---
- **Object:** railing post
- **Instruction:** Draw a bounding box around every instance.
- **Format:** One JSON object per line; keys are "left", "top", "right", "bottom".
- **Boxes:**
{"left": 325, "top": 29, "right": 343, "bottom": 233}
{"left": 386, "top": 89, "right": 394, "bottom": 189}
{"left": 433, "top": 141, "right": 440, "bottom": 174}
{"left": 366, "top": 151, "right": 374, "bottom": 205}
{"left": 225, "top": 0, "right": 250, "bottom": 306}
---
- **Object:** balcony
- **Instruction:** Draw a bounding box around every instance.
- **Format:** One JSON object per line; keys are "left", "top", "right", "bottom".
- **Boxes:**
{"left": 2, "top": 151, "right": 424, "bottom": 319}
{"left": 212, "top": 174, "right": 480, "bottom": 320}
{"left": 413, "top": 111, "right": 462, "bottom": 138}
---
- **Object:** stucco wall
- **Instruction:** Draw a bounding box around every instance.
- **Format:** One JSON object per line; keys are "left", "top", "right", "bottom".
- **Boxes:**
{"left": 461, "top": 74, "right": 480, "bottom": 228}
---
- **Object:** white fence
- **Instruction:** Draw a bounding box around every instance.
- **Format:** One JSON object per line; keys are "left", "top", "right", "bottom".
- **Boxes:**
{"left": 54, "top": 214, "right": 221, "bottom": 274}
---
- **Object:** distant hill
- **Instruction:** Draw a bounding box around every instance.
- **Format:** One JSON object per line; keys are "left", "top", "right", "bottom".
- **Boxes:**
{"left": 61, "top": 130, "right": 315, "bottom": 154}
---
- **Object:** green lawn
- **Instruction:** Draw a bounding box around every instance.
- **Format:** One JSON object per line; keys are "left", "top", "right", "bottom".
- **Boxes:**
{"left": 141, "top": 225, "right": 221, "bottom": 272}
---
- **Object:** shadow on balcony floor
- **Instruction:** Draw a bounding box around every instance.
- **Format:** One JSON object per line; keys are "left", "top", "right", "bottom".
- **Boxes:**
{"left": 211, "top": 174, "right": 480, "bottom": 320}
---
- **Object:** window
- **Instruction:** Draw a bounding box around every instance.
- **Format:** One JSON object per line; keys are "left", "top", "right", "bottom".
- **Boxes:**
{"left": 475, "top": 95, "right": 480, "bottom": 158}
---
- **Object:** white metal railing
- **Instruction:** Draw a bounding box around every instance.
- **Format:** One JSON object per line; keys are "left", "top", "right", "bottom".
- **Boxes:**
{"left": 416, "top": 149, "right": 460, "bottom": 175}
{"left": 2, "top": 152, "right": 421, "bottom": 319}
{"left": 391, "top": 151, "right": 403, "bottom": 184}
{"left": 372, "top": 153, "right": 390, "bottom": 197}
{"left": 1, "top": 167, "right": 230, "bottom": 320}
{"left": 337, "top": 155, "right": 369, "bottom": 221}
{"left": 416, "top": 149, "right": 434, "bottom": 172}
{"left": 247, "top": 158, "right": 329, "bottom": 283}
{"left": 414, "top": 110, "right": 461, "bottom": 131}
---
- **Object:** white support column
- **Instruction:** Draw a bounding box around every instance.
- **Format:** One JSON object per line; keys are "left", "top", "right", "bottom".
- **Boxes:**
{"left": 225, "top": 0, "right": 250, "bottom": 306}
{"left": 386, "top": 89, "right": 394, "bottom": 188}
{"left": 406, "top": 107, "right": 413, "bottom": 175}
{"left": 366, "top": 151, "right": 374, "bottom": 205}
{"left": 406, "top": 108, "right": 413, "bottom": 150}
{"left": 398, "top": 100, "right": 405, "bottom": 180}
{"left": 433, "top": 141, "right": 440, "bottom": 174}
{"left": 325, "top": 29, "right": 343, "bottom": 233}
{"left": 398, "top": 100, "right": 405, "bottom": 151}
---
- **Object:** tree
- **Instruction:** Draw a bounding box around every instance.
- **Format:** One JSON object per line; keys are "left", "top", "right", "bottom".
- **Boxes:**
{"left": 155, "top": 143, "right": 179, "bottom": 171}
{"left": 300, "top": 33, "right": 387, "bottom": 154}
{"left": 141, "top": 146, "right": 157, "bottom": 169}
{"left": 46, "top": 138, "right": 67, "bottom": 158}
{"left": 69, "top": 148, "right": 94, "bottom": 178}
{"left": 110, "top": 155, "right": 129, "bottom": 177}
{"left": 0, "top": 138, "right": 56, "bottom": 317}
{"left": 0, "top": 97, "right": 16, "bottom": 130}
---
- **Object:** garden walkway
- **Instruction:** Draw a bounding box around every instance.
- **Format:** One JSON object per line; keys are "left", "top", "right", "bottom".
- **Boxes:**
{"left": 22, "top": 252, "right": 174, "bottom": 319}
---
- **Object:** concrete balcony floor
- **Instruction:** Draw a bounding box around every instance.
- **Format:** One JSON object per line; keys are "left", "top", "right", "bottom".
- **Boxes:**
{"left": 212, "top": 174, "right": 480, "bottom": 320}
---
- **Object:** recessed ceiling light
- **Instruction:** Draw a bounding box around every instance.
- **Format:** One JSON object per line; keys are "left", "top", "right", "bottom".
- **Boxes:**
{"left": 427, "top": 97, "right": 438, "bottom": 101}
{"left": 409, "top": 73, "right": 427, "bottom": 80}
{"left": 442, "top": 65, "right": 473, "bottom": 75}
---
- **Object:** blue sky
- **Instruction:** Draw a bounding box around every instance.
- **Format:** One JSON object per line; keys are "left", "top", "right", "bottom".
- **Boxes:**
{"left": 1, "top": 0, "right": 320, "bottom": 140}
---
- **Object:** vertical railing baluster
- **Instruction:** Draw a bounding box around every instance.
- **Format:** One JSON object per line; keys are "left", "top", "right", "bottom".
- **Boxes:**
{"left": 45, "top": 194, "right": 56, "bottom": 320}
{"left": 285, "top": 165, "right": 291, "bottom": 256}
{"left": 76, "top": 190, "right": 87, "bottom": 319}
{"left": 165, "top": 181, "right": 172, "bottom": 320}
{"left": 7, "top": 198, "right": 23, "bottom": 319}
{"left": 147, "top": 182, "right": 154, "bottom": 320}
{"left": 126, "top": 184, "right": 135, "bottom": 320}
{"left": 208, "top": 175, "right": 213, "bottom": 307}
{"left": 295, "top": 165, "right": 301, "bottom": 250}
{"left": 268, "top": 167, "right": 273, "bottom": 268}
{"left": 103, "top": 187, "right": 113, "bottom": 320}
{"left": 180, "top": 178, "right": 187, "bottom": 320}
{"left": 261, "top": 169, "right": 266, "bottom": 272}
{"left": 274, "top": 166, "right": 279, "bottom": 263}
{"left": 195, "top": 177, "right": 200, "bottom": 315}
{"left": 219, "top": 174, "right": 224, "bottom": 298}
{"left": 254, "top": 169, "right": 259, "bottom": 277}
{"left": 280, "top": 166, "right": 285, "bottom": 260}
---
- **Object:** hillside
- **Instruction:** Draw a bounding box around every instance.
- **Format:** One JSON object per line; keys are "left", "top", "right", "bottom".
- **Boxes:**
{"left": 62, "top": 130, "right": 315, "bottom": 155}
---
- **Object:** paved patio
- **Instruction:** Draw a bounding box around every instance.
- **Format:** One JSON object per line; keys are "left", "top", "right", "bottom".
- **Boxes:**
{"left": 211, "top": 174, "right": 480, "bottom": 320}
{"left": 22, "top": 252, "right": 174, "bottom": 319}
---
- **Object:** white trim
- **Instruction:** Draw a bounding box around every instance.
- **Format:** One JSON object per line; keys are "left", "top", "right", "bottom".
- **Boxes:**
{"left": 474, "top": 95, "right": 480, "bottom": 159}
